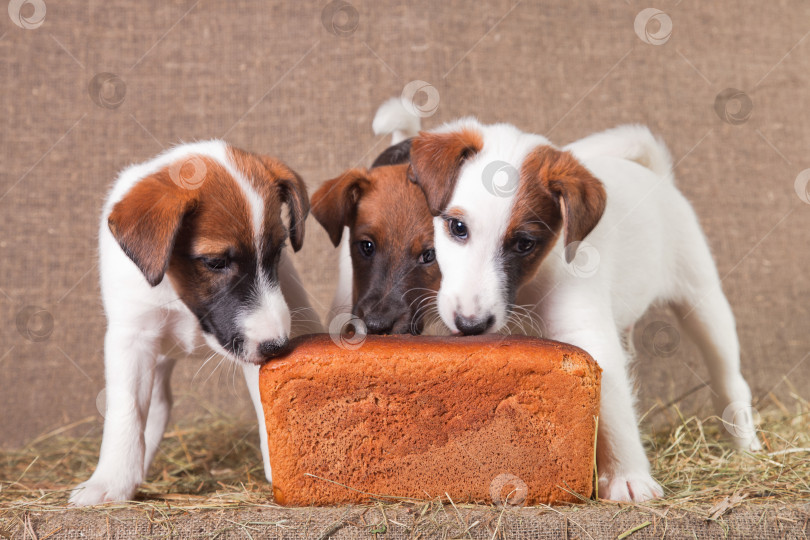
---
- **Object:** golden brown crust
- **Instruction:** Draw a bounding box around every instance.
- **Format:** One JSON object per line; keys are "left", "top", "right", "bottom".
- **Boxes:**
{"left": 260, "top": 334, "right": 601, "bottom": 506}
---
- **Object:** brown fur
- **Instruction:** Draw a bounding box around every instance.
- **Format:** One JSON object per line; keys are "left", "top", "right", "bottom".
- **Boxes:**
{"left": 409, "top": 128, "right": 483, "bottom": 215}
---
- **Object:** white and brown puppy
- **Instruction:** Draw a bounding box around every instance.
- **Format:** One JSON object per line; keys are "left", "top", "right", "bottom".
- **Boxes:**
{"left": 70, "top": 141, "right": 322, "bottom": 506}
{"left": 408, "top": 122, "right": 760, "bottom": 502}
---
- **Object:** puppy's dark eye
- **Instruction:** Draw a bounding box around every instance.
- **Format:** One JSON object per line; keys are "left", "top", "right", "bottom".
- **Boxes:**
{"left": 358, "top": 240, "right": 375, "bottom": 258}
{"left": 200, "top": 256, "right": 230, "bottom": 271}
{"left": 447, "top": 218, "right": 468, "bottom": 240}
{"left": 515, "top": 237, "right": 536, "bottom": 255}
{"left": 419, "top": 248, "right": 435, "bottom": 264}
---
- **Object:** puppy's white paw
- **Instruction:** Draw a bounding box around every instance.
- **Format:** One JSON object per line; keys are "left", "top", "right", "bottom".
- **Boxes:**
{"left": 734, "top": 434, "right": 762, "bottom": 452}
{"left": 69, "top": 478, "right": 137, "bottom": 506}
{"left": 598, "top": 473, "right": 663, "bottom": 502}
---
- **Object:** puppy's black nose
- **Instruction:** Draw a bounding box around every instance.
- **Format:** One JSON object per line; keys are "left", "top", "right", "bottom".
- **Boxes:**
{"left": 365, "top": 314, "right": 394, "bottom": 335}
{"left": 454, "top": 314, "right": 495, "bottom": 335}
{"left": 258, "top": 338, "right": 289, "bottom": 358}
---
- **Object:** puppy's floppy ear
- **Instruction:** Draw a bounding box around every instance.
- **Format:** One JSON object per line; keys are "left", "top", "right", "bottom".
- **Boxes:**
{"left": 409, "top": 128, "right": 483, "bottom": 215}
{"left": 371, "top": 138, "right": 412, "bottom": 168}
{"left": 311, "top": 169, "right": 370, "bottom": 247}
{"left": 275, "top": 170, "right": 309, "bottom": 253}
{"left": 253, "top": 155, "right": 309, "bottom": 252}
{"left": 523, "top": 146, "right": 606, "bottom": 263}
{"left": 108, "top": 168, "right": 198, "bottom": 287}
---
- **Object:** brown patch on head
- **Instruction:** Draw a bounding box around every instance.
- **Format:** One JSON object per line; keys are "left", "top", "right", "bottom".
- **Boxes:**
{"left": 351, "top": 164, "right": 435, "bottom": 264}
{"left": 108, "top": 156, "right": 253, "bottom": 287}
{"left": 522, "top": 146, "right": 606, "bottom": 263}
{"left": 409, "top": 128, "right": 483, "bottom": 215}
{"left": 228, "top": 147, "right": 310, "bottom": 252}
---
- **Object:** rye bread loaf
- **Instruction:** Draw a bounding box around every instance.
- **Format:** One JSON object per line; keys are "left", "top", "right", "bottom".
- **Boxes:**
{"left": 259, "top": 334, "right": 601, "bottom": 506}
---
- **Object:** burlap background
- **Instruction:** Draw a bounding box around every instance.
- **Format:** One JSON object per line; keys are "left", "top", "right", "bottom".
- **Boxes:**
{"left": 2, "top": 0, "right": 809, "bottom": 450}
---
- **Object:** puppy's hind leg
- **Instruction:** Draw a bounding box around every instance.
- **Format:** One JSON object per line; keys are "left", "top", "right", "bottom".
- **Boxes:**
{"left": 672, "top": 288, "right": 761, "bottom": 451}
{"left": 142, "top": 355, "right": 177, "bottom": 477}
{"left": 670, "top": 222, "right": 761, "bottom": 451}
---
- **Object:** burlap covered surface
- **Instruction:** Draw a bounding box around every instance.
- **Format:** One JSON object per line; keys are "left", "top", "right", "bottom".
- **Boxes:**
{"left": 1, "top": 0, "right": 808, "bottom": 453}
{"left": 2, "top": 502, "right": 809, "bottom": 539}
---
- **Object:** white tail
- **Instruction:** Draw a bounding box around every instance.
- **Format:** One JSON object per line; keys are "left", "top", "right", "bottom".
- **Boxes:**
{"left": 564, "top": 124, "right": 674, "bottom": 181}
{"left": 372, "top": 97, "right": 421, "bottom": 145}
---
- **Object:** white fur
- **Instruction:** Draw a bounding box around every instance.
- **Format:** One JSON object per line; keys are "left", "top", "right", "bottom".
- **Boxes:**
{"left": 330, "top": 227, "right": 354, "bottom": 319}
{"left": 430, "top": 121, "right": 760, "bottom": 502}
{"left": 70, "top": 140, "right": 322, "bottom": 506}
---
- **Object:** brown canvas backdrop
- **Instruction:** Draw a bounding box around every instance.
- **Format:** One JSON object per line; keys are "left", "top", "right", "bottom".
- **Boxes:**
{"left": 1, "top": 0, "right": 808, "bottom": 449}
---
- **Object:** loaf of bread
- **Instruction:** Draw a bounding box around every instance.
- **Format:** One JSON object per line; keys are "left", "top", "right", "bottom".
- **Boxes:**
{"left": 259, "top": 334, "right": 601, "bottom": 506}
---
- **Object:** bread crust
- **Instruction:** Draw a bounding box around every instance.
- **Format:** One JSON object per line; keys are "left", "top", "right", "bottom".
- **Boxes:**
{"left": 260, "top": 334, "right": 601, "bottom": 506}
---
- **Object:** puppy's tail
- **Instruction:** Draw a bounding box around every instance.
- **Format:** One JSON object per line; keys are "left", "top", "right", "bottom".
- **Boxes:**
{"left": 372, "top": 97, "right": 421, "bottom": 145}
{"left": 564, "top": 124, "right": 674, "bottom": 181}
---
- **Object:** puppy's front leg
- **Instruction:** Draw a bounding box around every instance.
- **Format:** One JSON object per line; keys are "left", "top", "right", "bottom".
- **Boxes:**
{"left": 242, "top": 363, "right": 272, "bottom": 483}
{"left": 243, "top": 250, "right": 323, "bottom": 485}
{"left": 550, "top": 315, "right": 663, "bottom": 503}
{"left": 69, "top": 327, "right": 157, "bottom": 506}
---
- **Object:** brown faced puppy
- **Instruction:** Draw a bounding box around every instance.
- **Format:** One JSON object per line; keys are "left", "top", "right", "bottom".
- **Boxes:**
{"left": 312, "top": 98, "right": 442, "bottom": 334}
{"left": 312, "top": 160, "right": 440, "bottom": 334}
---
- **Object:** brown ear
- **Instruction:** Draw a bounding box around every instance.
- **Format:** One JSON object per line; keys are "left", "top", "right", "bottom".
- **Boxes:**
{"left": 409, "top": 128, "right": 483, "bottom": 214}
{"left": 252, "top": 155, "right": 310, "bottom": 252}
{"left": 108, "top": 169, "right": 197, "bottom": 286}
{"left": 310, "top": 169, "right": 370, "bottom": 247}
{"left": 523, "top": 146, "right": 607, "bottom": 263}
{"left": 276, "top": 171, "right": 309, "bottom": 252}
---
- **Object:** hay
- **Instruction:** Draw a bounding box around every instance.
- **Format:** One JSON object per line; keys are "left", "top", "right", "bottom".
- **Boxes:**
{"left": 0, "top": 393, "right": 807, "bottom": 534}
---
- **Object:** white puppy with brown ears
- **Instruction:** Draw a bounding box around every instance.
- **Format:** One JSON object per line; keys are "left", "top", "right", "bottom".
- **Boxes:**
{"left": 408, "top": 121, "right": 760, "bottom": 502}
{"left": 70, "top": 141, "right": 322, "bottom": 506}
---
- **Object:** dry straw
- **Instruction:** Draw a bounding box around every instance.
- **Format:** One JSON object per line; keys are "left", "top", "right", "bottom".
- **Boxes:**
{"left": 1, "top": 392, "right": 807, "bottom": 534}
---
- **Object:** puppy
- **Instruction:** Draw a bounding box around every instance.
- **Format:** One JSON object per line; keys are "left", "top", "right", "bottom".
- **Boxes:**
{"left": 70, "top": 141, "right": 322, "bottom": 505}
{"left": 312, "top": 99, "right": 441, "bottom": 334}
{"left": 408, "top": 121, "right": 760, "bottom": 502}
